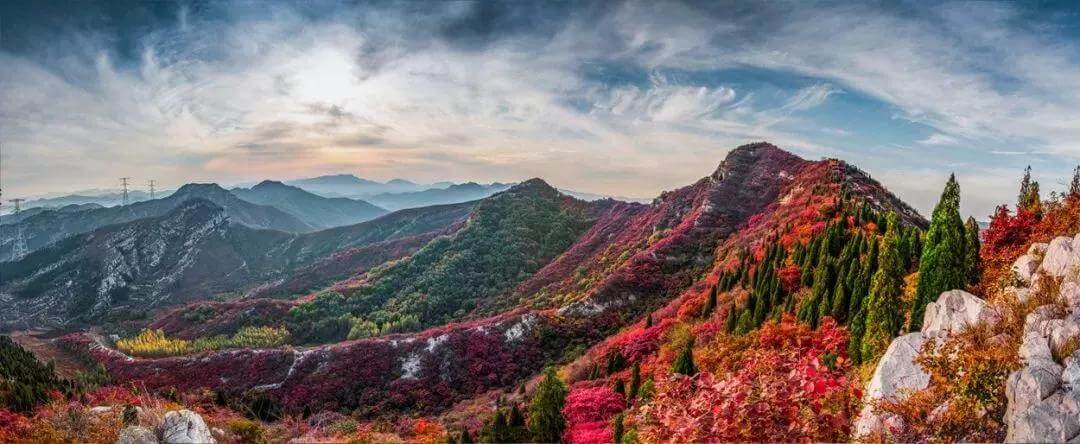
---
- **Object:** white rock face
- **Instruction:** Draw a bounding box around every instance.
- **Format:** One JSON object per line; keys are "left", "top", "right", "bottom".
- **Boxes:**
{"left": 1014, "top": 254, "right": 1042, "bottom": 285}
{"left": 921, "top": 289, "right": 992, "bottom": 338}
{"left": 854, "top": 332, "right": 929, "bottom": 437}
{"left": 1040, "top": 236, "right": 1080, "bottom": 279}
{"left": 117, "top": 426, "right": 158, "bottom": 444}
{"left": 159, "top": 410, "right": 215, "bottom": 444}
{"left": 1005, "top": 232, "right": 1080, "bottom": 443}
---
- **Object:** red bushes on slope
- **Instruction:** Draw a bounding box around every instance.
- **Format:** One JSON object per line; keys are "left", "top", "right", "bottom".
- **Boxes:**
{"left": 562, "top": 383, "right": 626, "bottom": 444}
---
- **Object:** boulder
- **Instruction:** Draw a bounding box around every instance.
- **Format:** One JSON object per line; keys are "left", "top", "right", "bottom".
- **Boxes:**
{"left": 921, "top": 290, "right": 992, "bottom": 337}
{"left": 159, "top": 410, "right": 215, "bottom": 444}
{"left": 1051, "top": 320, "right": 1080, "bottom": 359}
{"left": 1006, "top": 391, "right": 1080, "bottom": 443}
{"left": 89, "top": 406, "right": 114, "bottom": 415}
{"left": 1007, "top": 286, "right": 1034, "bottom": 305}
{"left": 1014, "top": 254, "right": 1042, "bottom": 286}
{"left": 854, "top": 333, "right": 929, "bottom": 437}
{"left": 1062, "top": 282, "right": 1080, "bottom": 308}
{"left": 1063, "top": 355, "right": 1080, "bottom": 391}
{"left": 1040, "top": 236, "right": 1079, "bottom": 279}
{"left": 117, "top": 426, "right": 158, "bottom": 444}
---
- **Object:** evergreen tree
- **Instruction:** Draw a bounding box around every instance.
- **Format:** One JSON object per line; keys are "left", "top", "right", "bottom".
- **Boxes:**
{"left": 588, "top": 363, "right": 600, "bottom": 380}
{"left": 734, "top": 309, "right": 753, "bottom": 335}
{"left": 848, "top": 306, "right": 867, "bottom": 364}
{"left": 830, "top": 273, "right": 849, "bottom": 323}
{"left": 460, "top": 428, "right": 474, "bottom": 444}
{"left": 628, "top": 363, "right": 641, "bottom": 400}
{"left": 528, "top": 367, "right": 568, "bottom": 443}
{"left": 963, "top": 216, "right": 982, "bottom": 285}
{"left": 508, "top": 404, "right": 528, "bottom": 443}
{"left": 612, "top": 413, "right": 625, "bottom": 444}
{"left": 0, "top": 336, "right": 63, "bottom": 413}
{"left": 481, "top": 410, "right": 510, "bottom": 444}
{"left": 645, "top": 313, "right": 653, "bottom": 328}
{"left": 1070, "top": 165, "right": 1080, "bottom": 198}
{"left": 613, "top": 378, "right": 626, "bottom": 396}
{"left": 701, "top": 286, "right": 717, "bottom": 318}
{"left": 724, "top": 306, "right": 737, "bottom": 333}
{"left": 1018, "top": 166, "right": 1034, "bottom": 208}
{"left": 671, "top": 339, "right": 697, "bottom": 376}
{"left": 861, "top": 213, "right": 906, "bottom": 361}
{"left": 911, "top": 175, "right": 967, "bottom": 331}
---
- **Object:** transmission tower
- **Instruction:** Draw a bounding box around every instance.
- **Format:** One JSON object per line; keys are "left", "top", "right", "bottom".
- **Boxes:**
{"left": 8, "top": 198, "right": 25, "bottom": 214}
{"left": 120, "top": 177, "right": 131, "bottom": 206}
{"left": 148, "top": 179, "right": 156, "bottom": 200}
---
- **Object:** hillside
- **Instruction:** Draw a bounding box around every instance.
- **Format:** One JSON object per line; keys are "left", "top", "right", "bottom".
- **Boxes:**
{"left": 58, "top": 143, "right": 931, "bottom": 423}
{"left": 0, "top": 199, "right": 476, "bottom": 330}
{"left": 232, "top": 180, "right": 387, "bottom": 229}
{"left": 0, "top": 183, "right": 312, "bottom": 262}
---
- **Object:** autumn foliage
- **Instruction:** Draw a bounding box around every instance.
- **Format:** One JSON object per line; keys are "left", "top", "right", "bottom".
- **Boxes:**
{"left": 562, "top": 384, "right": 626, "bottom": 444}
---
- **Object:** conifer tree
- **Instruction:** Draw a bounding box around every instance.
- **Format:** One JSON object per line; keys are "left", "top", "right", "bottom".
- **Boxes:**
{"left": 861, "top": 213, "right": 906, "bottom": 361}
{"left": 963, "top": 216, "right": 982, "bottom": 285}
{"left": 628, "top": 363, "right": 641, "bottom": 400}
{"left": 911, "top": 175, "right": 967, "bottom": 331}
{"left": 645, "top": 313, "right": 653, "bottom": 328}
{"left": 508, "top": 404, "right": 528, "bottom": 443}
{"left": 848, "top": 306, "right": 867, "bottom": 364}
{"left": 528, "top": 367, "right": 568, "bottom": 443}
{"left": 612, "top": 413, "right": 625, "bottom": 444}
{"left": 830, "top": 273, "right": 849, "bottom": 323}
{"left": 1071, "top": 165, "right": 1080, "bottom": 198}
{"left": 671, "top": 339, "right": 697, "bottom": 376}
{"left": 734, "top": 309, "right": 753, "bottom": 335}
{"left": 613, "top": 378, "right": 626, "bottom": 396}
{"left": 481, "top": 410, "right": 510, "bottom": 443}
{"left": 460, "top": 428, "right": 473, "bottom": 444}
{"left": 724, "top": 306, "right": 737, "bottom": 333}
{"left": 701, "top": 286, "right": 717, "bottom": 318}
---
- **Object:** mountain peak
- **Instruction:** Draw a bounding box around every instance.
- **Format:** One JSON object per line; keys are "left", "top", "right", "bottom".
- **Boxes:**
{"left": 711, "top": 142, "right": 803, "bottom": 181}
{"left": 511, "top": 178, "right": 558, "bottom": 194}
{"left": 174, "top": 183, "right": 230, "bottom": 196}
{"left": 253, "top": 180, "right": 288, "bottom": 189}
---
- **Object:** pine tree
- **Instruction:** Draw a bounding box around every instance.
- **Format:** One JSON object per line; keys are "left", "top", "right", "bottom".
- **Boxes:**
{"left": 613, "top": 378, "right": 626, "bottom": 396}
{"left": 481, "top": 410, "right": 510, "bottom": 444}
{"left": 460, "top": 428, "right": 473, "bottom": 444}
{"left": 911, "top": 175, "right": 967, "bottom": 331}
{"left": 612, "top": 413, "right": 625, "bottom": 444}
{"left": 734, "top": 309, "right": 753, "bottom": 335}
{"left": 588, "top": 363, "right": 600, "bottom": 380}
{"left": 671, "top": 339, "right": 697, "bottom": 376}
{"left": 830, "top": 273, "right": 849, "bottom": 323}
{"left": 1070, "top": 165, "right": 1080, "bottom": 198}
{"left": 724, "top": 306, "right": 737, "bottom": 333}
{"left": 963, "top": 216, "right": 982, "bottom": 285}
{"left": 528, "top": 367, "right": 568, "bottom": 443}
{"left": 645, "top": 313, "right": 653, "bottom": 328}
{"left": 848, "top": 306, "right": 867, "bottom": 364}
{"left": 701, "top": 286, "right": 717, "bottom": 318}
{"left": 508, "top": 404, "right": 528, "bottom": 443}
{"left": 861, "top": 213, "right": 906, "bottom": 361}
{"left": 1018, "top": 166, "right": 1033, "bottom": 208}
{"left": 628, "top": 362, "right": 641, "bottom": 400}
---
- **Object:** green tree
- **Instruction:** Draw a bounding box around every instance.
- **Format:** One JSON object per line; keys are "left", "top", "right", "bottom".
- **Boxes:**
{"left": 612, "top": 378, "right": 626, "bottom": 396}
{"left": 671, "top": 339, "right": 697, "bottom": 376}
{"left": 724, "top": 306, "right": 737, "bottom": 333}
{"left": 528, "top": 367, "right": 568, "bottom": 443}
{"left": 861, "top": 213, "right": 906, "bottom": 361}
{"left": 963, "top": 216, "right": 982, "bottom": 285}
{"left": 645, "top": 313, "right": 653, "bottom": 328}
{"left": 911, "top": 175, "right": 967, "bottom": 331}
{"left": 1070, "top": 165, "right": 1080, "bottom": 197}
{"left": 507, "top": 404, "right": 528, "bottom": 443}
{"left": 628, "top": 363, "right": 641, "bottom": 400}
{"left": 481, "top": 410, "right": 511, "bottom": 444}
{"left": 459, "top": 428, "right": 473, "bottom": 444}
{"left": 612, "top": 413, "right": 625, "bottom": 444}
{"left": 701, "top": 286, "right": 717, "bottom": 318}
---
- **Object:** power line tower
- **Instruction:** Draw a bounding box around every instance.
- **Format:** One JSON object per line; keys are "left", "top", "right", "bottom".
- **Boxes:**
{"left": 9, "top": 198, "right": 25, "bottom": 214}
{"left": 120, "top": 177, "right": 131, "bottom": 206}
{"left": 148, "top": 180, "right": 156, "bottom": 200}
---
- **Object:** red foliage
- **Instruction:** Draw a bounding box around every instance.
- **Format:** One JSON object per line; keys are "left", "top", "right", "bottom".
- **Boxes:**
{"left": 562, "top": 384, "right": 626, "bottom": 444}
{"left": 84, "top": 386, "right": 143, "bottom": 406}
{"left": 982, "top": 206, "right": 1037, "bottom": 259}
{"left": 0, "top": 409, "right": 32, "bottom": 441}
{"left": 778, "top": 264, "right": 802, "bottom": 293}
{"left": 639, "top": 316, "right": 858, "bottom": 443}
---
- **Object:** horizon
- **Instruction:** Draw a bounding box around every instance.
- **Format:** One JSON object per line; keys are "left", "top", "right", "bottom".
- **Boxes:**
{"left": 4, "top": 1, "right": 1080, "bottom": 219}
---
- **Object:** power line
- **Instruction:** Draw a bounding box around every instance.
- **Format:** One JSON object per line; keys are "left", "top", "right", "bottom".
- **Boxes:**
{"left": 119, "top": 177, "right": 131, "bottom": 206}
{"left": 148, "top": 180, "right": 156, "bottom": 200}
{"left": 8, "top": 198, "right": 25, "bottom": 214}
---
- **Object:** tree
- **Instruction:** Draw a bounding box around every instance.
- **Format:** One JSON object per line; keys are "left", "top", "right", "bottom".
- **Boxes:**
{"left": 701, "top": 286, "right": 717, "bottom": 318}
{"left": 1018, "top": 166, "right": 1033, "bottom": 208}
{"left": 724, "top": 306, "right": 737, "bottom": 333}
{"left": 528, "top": 367, "right": 568, "bottom": 443}
{"left": 861, "top": 213, "right": 906, "bottom": 361}
{"left": 613, "top": 378, "right": 626, "bottom": 396}
{"left": 911, "top": 175, "right": 967, "bottom": 331}
{"left": 481, "top": 410, "right": 511, "bottom": 443}
{"left": 612, "top": 413, "right": 625, "bottom": 443}
{"left": 672, "top": 339, "right": 697, "bottom": 376}
{"left": 459, "top": 428, "right": 473, "bottom": 444}
{"left": 645, "top": 313, "right": 653, "bottom": 328}
{"left": 507, "top": 404, "right": 528, "bottom": 443}
{"left": 1071, "top": 165, "right": 1080, "bottom": 198}
{"left": 628, "top": 363, "right": 641, "bottom": 400}
{"left": 963, "top": 216, "right": 982, "bottom": 285}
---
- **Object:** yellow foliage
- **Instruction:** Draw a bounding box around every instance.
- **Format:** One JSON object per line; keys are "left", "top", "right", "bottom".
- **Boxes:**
{"left": 117, "top": 326, "right": 289, "bottom": 358}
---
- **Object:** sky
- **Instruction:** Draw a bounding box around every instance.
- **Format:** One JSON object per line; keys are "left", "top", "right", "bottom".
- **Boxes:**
{"left": 2, "top": 0, "right": 1079, "bottom": 219}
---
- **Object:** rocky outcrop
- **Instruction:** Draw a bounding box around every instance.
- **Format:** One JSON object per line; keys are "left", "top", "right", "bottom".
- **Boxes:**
{"left": 1005, "top": 234, "right": 1080, "bottom": 443}
{"left": 116, "top": 426, "right": 158, "bottom": 444}
{"left": 855, "top": 289, "right": 994, "bottom": 437}
{"left": 159, "top": 410, "right": 215, "bottom": 444}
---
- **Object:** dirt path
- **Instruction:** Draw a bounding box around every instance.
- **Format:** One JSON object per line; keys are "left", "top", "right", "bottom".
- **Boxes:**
{"left": 7, "top": 330, "right": 92, "bottom": 379}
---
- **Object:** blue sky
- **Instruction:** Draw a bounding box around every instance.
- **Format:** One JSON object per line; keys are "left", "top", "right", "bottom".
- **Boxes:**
{"left": 2, "top": 0, "right": 1079, "bottom": 218}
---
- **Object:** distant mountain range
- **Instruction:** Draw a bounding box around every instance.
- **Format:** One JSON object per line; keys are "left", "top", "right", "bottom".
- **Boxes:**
{"left": 231, "top": 180, "right": 387, "bottom": 229}
{"left": 366, "top": 182, "right": 513, "bottom": 211}
{"left": 284, "top": 174, "right": 430, "bottom": 198}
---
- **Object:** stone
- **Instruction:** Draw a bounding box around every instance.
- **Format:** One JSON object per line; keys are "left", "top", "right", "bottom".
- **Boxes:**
{"left": 89, "top": 406, "right": 114, "bottom": 414}
{"left": 1006, "top": 392, "right": 1080, "bottom": 443}
{"left": 1062, "top": 282, "right": 1080, "bottom": 308}
{"left": 1051, "top": 321, "right": 1080, "bottom": 359}
{"left": 1006, "top": 363, "right": 1064, "bottom": 432}
{"left": 1007, "top": 286, "right": 1034, "bottom": 305}
{"left": 117, "top": 426, "right": 158, "bottom": 444}
{"left": 159, "top": 410, "right": 215, "bottom": 444}
{"left": 1014, "top": 254, "right": 1042, "bottom": 285}
{"left": 854, "top": 333, "right": 930, "bottom": 437}
{"left": 1063, "top": 357, "right": 1080, "bottom": 390}
{"left": 921, "top": 290, "right": 990, "bottom": 337}
{"left": 1040, "top": 236, "right": 1080, "bottom": 279}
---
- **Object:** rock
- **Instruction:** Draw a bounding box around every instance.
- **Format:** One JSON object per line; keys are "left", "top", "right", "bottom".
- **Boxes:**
{"left": 117, "top": 426, "right": 158, "bottom": 444}
{"left": 1006, "top": 363, "right": 1064, "bottom": 431}
{"left": 1006, "top": 391, "right": 1080, "bottom": 443}
{"left": 1019, "top": 323, "right": 1056, "bottom": 364}
{"left": 1014, "top": 254, "right": 1042, "bottom": 285}
{"left": 159, "top": 410, "right": 215, "bottom": 444}
{"left": 1007, "top": 286, "right": 1034, "bottom": 305}
{"left": 89, "top": 406, "right": 114, "bottom": 414}
{"left": 1062, "top": 282, "right": 1080, "bottom": 308}
{"left": 1051, "top": 320, "right": 1080, "bottom": 358}
{"left": 921, "top": 290, "right": 991, "bottom": 337}
{"left": 1040, "top": 236, "right": 1079, "bottom": 279}
{"left": 1063, "top": 356, "right": 1080, "bottom": 390}
{"left": 854, "top": 333, "right": 930, "bottom": 437}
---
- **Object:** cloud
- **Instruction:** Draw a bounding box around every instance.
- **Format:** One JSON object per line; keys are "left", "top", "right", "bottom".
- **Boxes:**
{"left": 918, "top": 133, "right": 960, "bottom": 146}
{"left": 781, "top": 83, "right": 840, "bottom": 112}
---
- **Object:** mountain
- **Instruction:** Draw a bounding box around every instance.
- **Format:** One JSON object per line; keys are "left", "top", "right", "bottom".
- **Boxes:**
{"left": 0, "top": 183, "right": 312, "bottom": 262}
{"left": 286, "top": 174, "right": 428, "bottom": 198}
{"left": 0, "top": 203, "right": 102, "bottom": 225}
{"left": 0, "top": 199, "right": 476, "bottom": 329}
{"left": 231, "top": 180, "right": 388, "bottom": 229}
{"left": 59, "top": 143, "right": 930, "bottom": 420}
{"left": 366, "top": 182, "right": 514, "bottom": 211}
